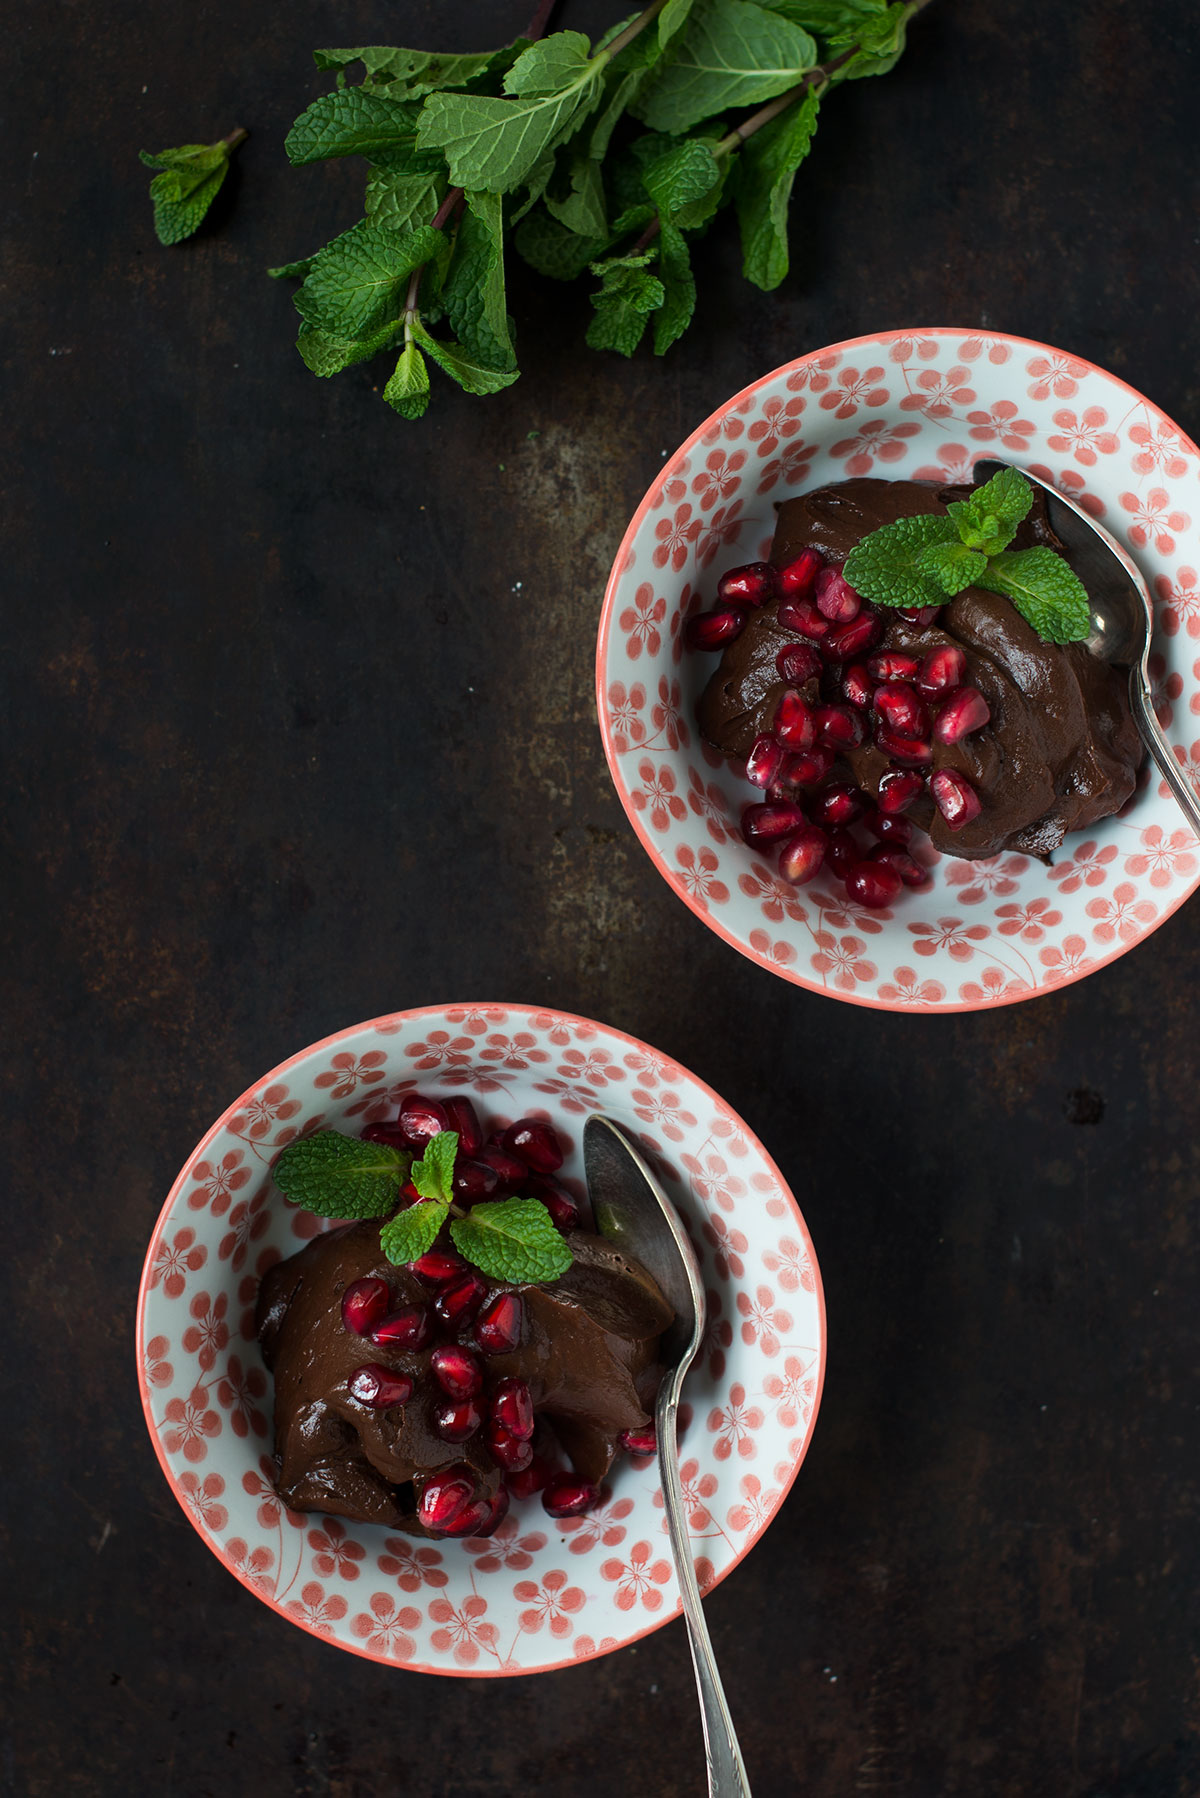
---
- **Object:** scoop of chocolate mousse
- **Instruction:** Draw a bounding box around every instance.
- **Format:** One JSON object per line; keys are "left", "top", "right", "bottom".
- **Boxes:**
{"left": 257, "top": 1219, "right": 673, "bottom": 1533}
{"left": 697, "top": 477, "right": 1143, "bottom": 860}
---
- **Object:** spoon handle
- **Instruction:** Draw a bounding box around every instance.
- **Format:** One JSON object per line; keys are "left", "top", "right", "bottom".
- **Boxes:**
{"left": 656, "top": 1377, "right": 753, "bottom": 1798}
{"left": 1130, "top": 669, "right": 1200, "bottom": 836}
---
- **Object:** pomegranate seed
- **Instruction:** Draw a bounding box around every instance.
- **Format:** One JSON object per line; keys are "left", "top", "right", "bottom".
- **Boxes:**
{"left": 448, "top": 1485, "right": 510, "bottom": 1537}
{"left": 347, "top": 1363, "right": 413, "bottom": 1409}
{"left": 918, "top": 644, "right": 966, "bottom": 694}
{"left": 816, "top": 703, "right": 865, "bottom": 749}
{"left": 746, "top": 733, "right": 785, "bottom": 789}
{"left": 781, "top": 747, "right": 834, "bottom": 789}
{"left": 825, "top": 827, "right": 859, "bottom": 876}
{"left": 933, "top": 685, "right": 991, "bottom": 743}
{"left": 877, "top": 768, "right": 925, "bottom": 813}
{"left": 417, "top": 1466, "right": 476, "bottom": 1531}
{"left": 778, "top": 827, "right": 826, "bottom": 885}
{"left": 742, "top": 801, "right": 806, "bottom": 848}
{"left": 775, "top": 643, "right": 821, "bottom": 690}
{"left": 507, "top": 1457, "right": 552, "bottom": 1499}
{"left": 814, "top": 566, "right": 862, "bottom": 622}
{"left": 864, "top": 807, "right": 912, "bottom": 846}
{"left": 360, "top": 1121, "right": 408, "bottom": 1147}
{"left": 869, "top": 844, "right": 931, "bottom": 887}
{"left": 398, "top": 1094, "right": 451, "bottom": 1148}
{"left": 525, "top": 1175, "right": 580, "bottom": 1231}
{"left": 491, "top": 1377, "right": 535, "bottom": 1440}
{"left": 778, "top": 596, "right": 830, "bottom": 640}
{"left": 431, "top": 1344, "right": 483, "bottom": 1400}
{"left": 434, "top": 1273, "right": 487, "bottom": 1330}
{"left": 486, "top": 1419, "right": 534, "bottom": 1472}
{"left": 408, "top": 1248, "right": 466, "bottom": 1286}
{"left": 842, "top": 662, "right": 873, "bottom": 709}
{"left": 542, "top": 1476, "right": 599, "bottom": 1518}
{"left": 868, "top": 652, "right": 920, "bottom": 683}
{"left": 443, "top": 1097, "right": 483, "bottom": 1155}
{"left": 501, "top": 1119, "right": 563, "bottom": 1174}
{"left": 619, "top": 1426, "right": 657, "bottom": 1456}
{"left": 777, "top": 546, "right": 823, "bottom": 598}
{"left": 476, "top": 1141, "right": 528, "bottom": 1190}
{"left": 845, "top": 861, "right": 902, "bottom": 908}
{"left": 811, "top": 783, "right": 866, "bottom": 828}
{"left": 873, "top": 681, "right": 930, "bottom": 739}
{"left": 825, "top": 610, "right": 881, "bottom": 660}
{"left": 897, "top": 604, "right": 942, "bottom": 626}
{"left": 773, "top": 689, "right": 816, "bottom": 750}
{"left": 874, "top": 725, "right": 933, "bottom": 767}
{"left": 717, "top": 561, "right": 778, "bottom": 607}
{"left": 931, "top": 768, "right": 982, "bottom": 829}
{"left": 452, "top": 1156, "right": 500, "bottom": 1204}
{"left": 686, "top": 606, "right": 746, "bottom": 650}
{"left": 435, "top": 1396, "right": 483, "bottom": 1442}
{"left": 371, "top": 1304, "right": 433, "bottom": 1351}
{"left": 340, "top": 1277, "right": 391, "bottom": 1337}
{"left": 398, "top": 1179, "right": 423, "bottom": 1206}
{"left": 475, "top": 1290, "right": 525, "bottom": 1355}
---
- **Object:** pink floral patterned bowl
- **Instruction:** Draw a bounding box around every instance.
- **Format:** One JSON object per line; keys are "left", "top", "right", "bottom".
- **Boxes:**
{"left": 136, "top": 1004, "right": 824, "bottom": 1674}
{"left": 597, "top": 328, "right": 1200, "bottom": 1010}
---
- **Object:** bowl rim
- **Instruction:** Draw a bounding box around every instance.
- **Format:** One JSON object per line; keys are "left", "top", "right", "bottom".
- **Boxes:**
{"left": 136, "top": 1001, "right": 828, "bottom": 1674}
{"left": 595, "top": 325, "right": 1200, "bottom": 1013}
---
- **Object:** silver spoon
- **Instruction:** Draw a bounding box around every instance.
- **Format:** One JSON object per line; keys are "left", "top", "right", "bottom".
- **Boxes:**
{"left": 584, "top": 1114, "right": 752, "bottom": 1798}
{"left": 975, "top": 457, "right": 1200, "bottom": 835}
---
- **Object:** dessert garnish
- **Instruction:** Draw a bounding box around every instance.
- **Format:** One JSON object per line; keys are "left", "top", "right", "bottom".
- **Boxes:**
{"left": 258, "top": 1099, "right": 673, "bottom": 1537}
{"left": 688, "top": 470, "right": 1142, "bottom": 901}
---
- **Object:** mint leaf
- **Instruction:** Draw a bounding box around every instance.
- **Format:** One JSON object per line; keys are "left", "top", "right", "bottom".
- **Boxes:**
{"left": 734, "top": 86, "right": 819, "bottom": 290}
{"left": 285, "top": 89, "right": 425, "bottom": 165}
{"left": 314, "top": 45, "right": 507, "bottom": 97}
{"left": 637, "top": 0, "right": 818, "bottom": 133}
{"left": 384, "top": 340, "right": 430, "bottom": 417}
{"left": 641, "top": 138, "right": 721, "bottom": 214}
{"left": 546, "top": 155, "right": 609, "bottom": 237}
{"left": 916, "top": 539, "right": 988, "bottom": 596}
{"left": 380, "top": 1198, "right": 450, "bottom": 1265}
{"left": 842, "top": 514, "right": 958, "bottom": 608}
{"left": 273, "top": 1130, "right": 410, "bottom": 1219}
{"left": 945, "top": 465, "right": 1032, "bottom": 556}
{"left": 654, "top": 222, "right": 696, "bottom": 353}
{"left": 514, "top": 210, "right": 607, "bottom": 280}
{"left": 364, "top": 168, "right": 445, "bottom": 233}
{"left": 586, "top": 254, "right": 665, "bottom": 356}
{"left": 411, "top": 319, "right": 520, "bottom": 396}
{"left": 974, "top": 548, "right": 1092, "bottom": 644}
{"left": 296, "top": 317, "right": 404, "bottom": 376}
{"left": 140, "top": 137, "right": 241, "bottom": 245}
{"left": 294, "top": 222, "right": 444, "bottom": 337}
{"left": 659, "top": 0, "right": 700, "bottom": 50}
{"left": 450, "top": 1199, "right": 573, "bottom": 1283}
{"left": 440, "top": 191, "right": 516, "bottom": 371}
{"left": 410, "top": 1129, "right": 459, "bottom": 1202}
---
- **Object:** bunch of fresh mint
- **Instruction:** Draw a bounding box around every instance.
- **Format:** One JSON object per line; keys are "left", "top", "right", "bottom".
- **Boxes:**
{"left": 271, "top": 0, "right": 928, "bottom": 417}
{"left": 842, "top": 467, "right": 1093, "bottom": 644}
{"left": 272, "top": 1127, "right": 573, "bottom": 1283}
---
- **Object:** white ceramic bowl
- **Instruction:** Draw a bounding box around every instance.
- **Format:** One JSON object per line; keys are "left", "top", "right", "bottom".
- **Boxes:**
{"left": 137, "top": 1005, "right": 825, "bottom": 1674}
{"left": 597, "top": 328, "right": 1200, "bottom": 1010}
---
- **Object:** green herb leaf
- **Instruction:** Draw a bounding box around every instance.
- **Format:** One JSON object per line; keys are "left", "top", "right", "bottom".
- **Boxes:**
{"left": 380, "top": 1198, "right": 450, "bottom": 1265}
{"left": 439, "top": 191, "right": 517, "bottom": 371}
{"left": 285, "top": 89, "right": 426, "bottom": 166}
{"left": 586, "top": 254, "right": 666, "bottom": 356}
{"left": 514, "top": 210, "right": 607, "bottom": 281}
{"left": 364, "top": 168, "right": 445, "bottom": 233}
{"left": 945, "top": 465, "right": 1032, "bottom": 556}
{"left": 641, "top": 138, "right": 721, "bottom": 214}
{"left": 409, "top": 1129, "right": 459, "bottom": 1202}
{"left": 293, "top": 221, "right": 444, "bottom": 337}
{"left": 450, "top": 1198, "right": 574, "bottom": 1283}
{"left": 384, "top": 339, "right": 430, "bottom": 417}
{"left": 545, "top": 154, "right": 609, "bottom": 237}
{"left": 140, "top": 137, "right": 242, "bottom": 245}
{"left": 653, "top": 221, "right": 696, "bottom": 353}
{"left": 916, "top": 539, "right": 988, "bottom": 596}
{"left": 734, "top": 86, "right": 819, "bottom": 290}
{"left": 296, "top": 317, "right": 405, "bottom": 376}
{"left": 411, "top": 319, "right": 520, "bottom": 396}
{"left": 842, "top": 514, "right": 958, "bottom": 609}
{"left": 974, "top": 548, "right": 1093, "bottom": 644}
{"left": 637, "top": 0, "right": 818, "bottom": 132}
{"left": 314, "top": 45, "right": 508, "bottom": 98}
{"left": 272, "top": 1129, "right": 410, "bottom": 1219}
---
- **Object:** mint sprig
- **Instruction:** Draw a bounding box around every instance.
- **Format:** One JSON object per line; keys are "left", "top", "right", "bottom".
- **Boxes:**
{"left": 271, "top": 1, "right": 930, "bottom": 417}
{"left": 271, "top": 1126, "right": 574, "bottom": 1284}
{"left": 140, "top": 129, "right": 247, "bottom": 245}
{"left": 842, "top": 468, "right": 1093, "bottom": 645}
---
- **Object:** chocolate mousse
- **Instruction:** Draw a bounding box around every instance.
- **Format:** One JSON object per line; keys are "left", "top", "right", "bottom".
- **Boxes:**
{"left": 697, "top": 477, "right": 1142, "bottom": 862}
{"left": 257, "top": 1105, "right": 672, "bottom": 1538}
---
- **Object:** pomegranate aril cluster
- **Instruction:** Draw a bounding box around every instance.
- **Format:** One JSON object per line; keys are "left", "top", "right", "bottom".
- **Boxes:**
{"left": 341, "top": 1101, "right": 654, "bottom": 1536}
{"left": 688, "top": 549, "right": 995, "bottom": 906}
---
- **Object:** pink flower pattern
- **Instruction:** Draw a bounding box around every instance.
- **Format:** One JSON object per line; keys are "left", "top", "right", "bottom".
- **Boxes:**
{"left": 601, "top": 1541, "right": 673, "bottom": 1612}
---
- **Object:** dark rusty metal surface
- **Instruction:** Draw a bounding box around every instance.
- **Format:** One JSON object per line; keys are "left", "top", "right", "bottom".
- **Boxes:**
{"left": 5, "top": 2, "right": 1200, "bottom": 1793}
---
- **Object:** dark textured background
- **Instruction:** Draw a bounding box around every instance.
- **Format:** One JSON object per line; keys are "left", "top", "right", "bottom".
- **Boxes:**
{"left": 6, "top": 2, "right": 1200, "bottom": 1794}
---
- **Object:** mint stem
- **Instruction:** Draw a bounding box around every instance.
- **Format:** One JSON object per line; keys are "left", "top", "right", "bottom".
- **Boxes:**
{"left": 222, "top": 127, "right": 249, "bottom": 153}
{"left": 597, "top": 0, "right": 670, "bottom": 63}
{"left": 521, "top": 0, "right": 560, "bottom": 39}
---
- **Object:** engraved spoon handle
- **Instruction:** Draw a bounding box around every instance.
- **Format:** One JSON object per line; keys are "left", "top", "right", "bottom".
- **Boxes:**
{"left": 1131, "top": 668, "right": 1200, "bottom": 836}
{"left": 656, "top": 1375, "right": 753, "bottom": 1798}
